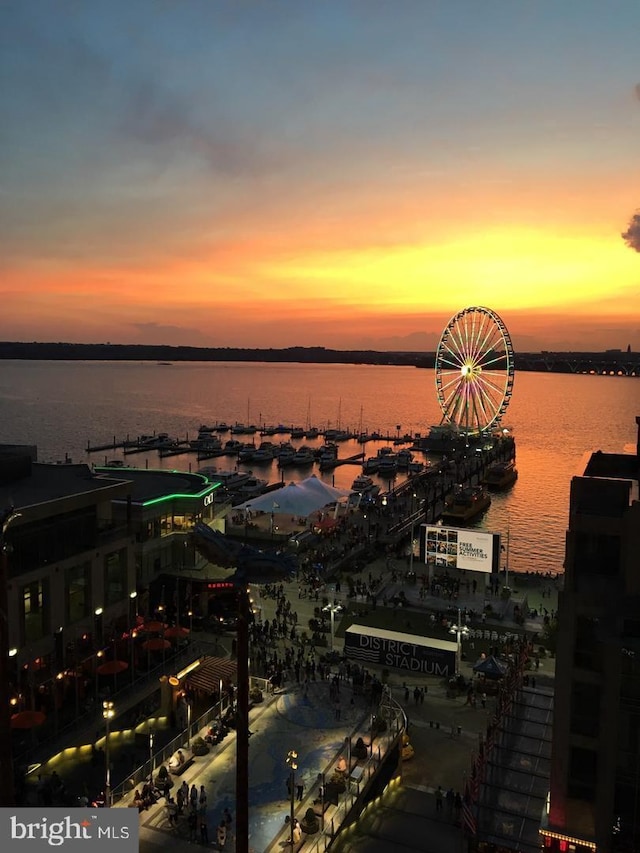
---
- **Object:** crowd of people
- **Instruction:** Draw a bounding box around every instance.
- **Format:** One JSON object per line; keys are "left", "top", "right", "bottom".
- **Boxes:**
{"left": 132, "top": 776, "right": 234, "bottom": 847}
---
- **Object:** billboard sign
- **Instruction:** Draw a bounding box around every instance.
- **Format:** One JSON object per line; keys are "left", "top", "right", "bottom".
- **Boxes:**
{"left": 423, "top": 525, "right": 500, "bottom": 574}
{"left": 344, "top": 624, "right": 457, "bottom": 678}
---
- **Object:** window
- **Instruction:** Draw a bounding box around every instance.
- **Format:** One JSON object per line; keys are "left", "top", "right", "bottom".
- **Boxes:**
{"left": 65, "top": 561, "right": 91, "bottom": 623}
{"left": 570, "top": 681, "right": 600, "bottom": 738}
{"left": 573, "top": 531, "right": 621, "bottom": 578}
{"left": 104, "top": 549, "right": 127, "bottom": 606}
{"left": 21, "top": 579, "right": 49, "bottom": 643}
{"left": 573, "top": 615, "right": 602, "bottom": 672}
{"left": 568, "top": 747, "right": 597, "bottom": 799}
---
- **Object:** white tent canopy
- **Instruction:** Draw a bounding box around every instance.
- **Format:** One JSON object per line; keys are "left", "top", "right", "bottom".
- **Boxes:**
{"left": 233, "top": 475, "right": 353, "bottom": 517}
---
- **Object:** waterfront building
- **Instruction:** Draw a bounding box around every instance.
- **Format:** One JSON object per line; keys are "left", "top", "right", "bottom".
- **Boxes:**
{"left": 0, "top": 446, "right": 136, "bottom": 675}
{"left": 542, "top": 416, "right": 640, "bottom": 852}
{"left": 0, "top": 446, "right": 227, "bottom": 764}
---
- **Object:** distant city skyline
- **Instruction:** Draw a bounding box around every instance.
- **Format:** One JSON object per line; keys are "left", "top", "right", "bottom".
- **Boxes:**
{"left": 2, "top": 1, "right": 640, "bottom": 352}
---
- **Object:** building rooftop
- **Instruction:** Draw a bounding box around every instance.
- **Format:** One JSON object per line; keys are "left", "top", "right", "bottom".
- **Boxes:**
{"left": 0, "top": 454, "right": 130, "bottom": 512}
{"left": 93, "top": 465, "right": 218, "bottom": 505}
{"left": 583, "top": 450, "right": 638, "bottom": 482}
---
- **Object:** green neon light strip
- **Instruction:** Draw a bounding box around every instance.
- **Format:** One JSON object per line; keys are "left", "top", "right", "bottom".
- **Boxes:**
{"left": 94, "top": 468, "right": 221, "bottom": 507}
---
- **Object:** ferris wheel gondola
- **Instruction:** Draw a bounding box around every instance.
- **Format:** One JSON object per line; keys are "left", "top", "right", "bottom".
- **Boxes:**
{"left": 435, "top": 306, "right": 514, "bottom": 436}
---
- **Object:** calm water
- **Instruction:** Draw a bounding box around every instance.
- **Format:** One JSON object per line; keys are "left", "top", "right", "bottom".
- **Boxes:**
{"left": 1, "top": 360, "right": 637, "bottom": 576}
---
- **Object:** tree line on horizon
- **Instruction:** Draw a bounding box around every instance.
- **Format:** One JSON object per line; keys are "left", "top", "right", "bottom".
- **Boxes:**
{"left": 0, "top": 341, "right": 635, "bottom": 369}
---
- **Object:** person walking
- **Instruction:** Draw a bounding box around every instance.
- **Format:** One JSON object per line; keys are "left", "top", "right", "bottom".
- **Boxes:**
{"left": 199, "top": 785, "right": 207, "bottom": 808}
{"left": 296, "top": 781, "right": 304, "bottom": 802}
{"left": 445, "top": 787, "right": 454, "bottom": 817}
{"left": 435, "top": 786, "right": 443, "bottom": 814}
{"left": 190, "top": 784, "right": 198, "bottom": 810}
{"left": 165, "top": 797, "right": 178, "bottom": 827}
{"left": 216, "top": 820, "right": 227, "bottom": 848}
{"left": 187, "top": 809, "right": 198, "bottom": 843}
{"left": 454, "top": 790, "right": 463, "bottom": 822}
{"left": 199, "top": 817, "right": 209, "bottom": 845}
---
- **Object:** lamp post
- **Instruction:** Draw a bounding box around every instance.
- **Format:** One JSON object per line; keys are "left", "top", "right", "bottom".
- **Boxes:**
{"left": 103, "top": 699, "right": 115, "bottom": 806}
{"left": 504, "top": 516, "right": 511, "bottom": 591}
{"left": 286, "top": 749, "right": 298, "bottom": 850}
{"left": 130, "top": 629, "right": 137, "bottom": 684}
{"left": 409, "top": 491, "right": 418, "bottom": 574}
{"left": 244, "top": 505, "right": 252, "bottom": 542}
{"left": 449, "top": 608, "right": 470, "bottom": 676}
{"left": 94, "top": 606, "right": 103, "bottom": 646}
{"left": 322, "top": 603, "right": 343, "bottom": 652}
{"left": 129, "top": 590, "right": 138, "bottom": 623}
{"left": 1, "top": 507, "right": 22, "bottom": 806}
{"left": 148, "top": 729, "right": 154, "bottom": 783}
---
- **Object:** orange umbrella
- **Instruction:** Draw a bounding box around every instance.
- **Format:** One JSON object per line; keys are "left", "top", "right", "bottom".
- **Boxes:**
{"left": 164, "top": 625, "right": 190, "bottom": 639}
{"left": 97, "top": 660, "right": 129, "bottom": 676}
{"left": 142, "top": 620, "right": 167, "bottom": 633}
{"left": 11, "top": 710, "right": 46, "bottom": 729}
{"left": 142, "top": 638, "right": 171, "bottom": 652}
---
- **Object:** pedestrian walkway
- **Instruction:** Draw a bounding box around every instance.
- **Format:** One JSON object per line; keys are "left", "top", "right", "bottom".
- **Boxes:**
{"left": 115, "top": 674, "right": 389, "bottom": 853}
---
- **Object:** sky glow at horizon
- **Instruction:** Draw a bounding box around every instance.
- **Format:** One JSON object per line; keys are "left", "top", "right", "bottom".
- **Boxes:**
{"left": 2, "top": 0, "right": 640, "bottom": 352}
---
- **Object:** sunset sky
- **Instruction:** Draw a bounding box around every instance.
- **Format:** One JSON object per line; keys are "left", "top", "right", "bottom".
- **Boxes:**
{"left": 2, "top": 1, "right": 640, "bottom": 352}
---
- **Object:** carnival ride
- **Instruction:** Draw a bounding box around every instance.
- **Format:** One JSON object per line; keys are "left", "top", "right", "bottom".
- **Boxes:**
{"left": 434, "top": 306, "right": 514, "bottom": 437}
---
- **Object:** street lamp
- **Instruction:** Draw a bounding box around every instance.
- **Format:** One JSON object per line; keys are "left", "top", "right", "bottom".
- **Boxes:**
{"left": 322, "top": 603, "right": 343, "bottom": 652}
{"left": 130, "top": 629, "right": 137, "bottom": 684}
{"left": 244, "top": 505, "right": 252, "bottom": 542}
{"left": 409, "top": 492, "right": 418, "bottom": 574}
{"left": 102, "top": 699, "right": 115, "bottom": 806}
{"left": 149, "top": 729, "right": 155, "bottom": 783}
{"left": 286, "top": 749, "right": 298, "bottom": 850}
{"left": 449, "top": 608, "right": 470, "bottom": 676}
{"left": 129, "top": 590, "right": 138, "bottom": 623}
{"left": 94, "top": 607, "right": 103, "bottom": 646}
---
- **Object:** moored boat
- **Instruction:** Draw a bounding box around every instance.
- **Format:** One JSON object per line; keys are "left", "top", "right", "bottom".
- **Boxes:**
{"left": 396, "top": 448, "right": 414, "bottom": 469}
{"left": 252, "top": 442, "right": 276, "bottom": 462}
{"left": 362, "top": 456, "right": 380, "bottom": 474}
{"left": 351, "top": 474, "right": 380, "bottom": 497}
{"left": 276, "top": 443, "right": 296, "bottom": 467}
{"left": 291, "top": 446, "right": 315, "bottom": 466}
{"left": 442, "top": 485, "right": 491, "bottom": 523}
{"left": 234, "top": 475, "right": 269, "bottom": 501}
{"left": 237, "top": 442, "right": 257, "bottom": 463}
{"left": 482, "top": 460, "right": 518, "bottom": 490}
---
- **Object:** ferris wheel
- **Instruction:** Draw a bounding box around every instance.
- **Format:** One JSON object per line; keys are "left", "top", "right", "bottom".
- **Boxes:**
{"left": 435, "top": 306, "right": 514, "bottom": 436}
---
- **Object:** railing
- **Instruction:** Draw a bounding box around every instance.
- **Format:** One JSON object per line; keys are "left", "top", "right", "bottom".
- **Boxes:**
{"left": 268, "top": 688, "right": 406, "bottom": 852}
{"left": 111, "top": 675, "right": 268, "bottom": 805}
{"left": 111, "top": 692, "right": 233, "bottom": 805}
{"left": 16, "top": 642, "right": 204, "bottom": 767}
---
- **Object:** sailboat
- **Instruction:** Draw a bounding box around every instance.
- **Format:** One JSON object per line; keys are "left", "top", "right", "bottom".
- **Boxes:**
{"left": 304, "top": 398, "right": 319, "bottom": 439}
